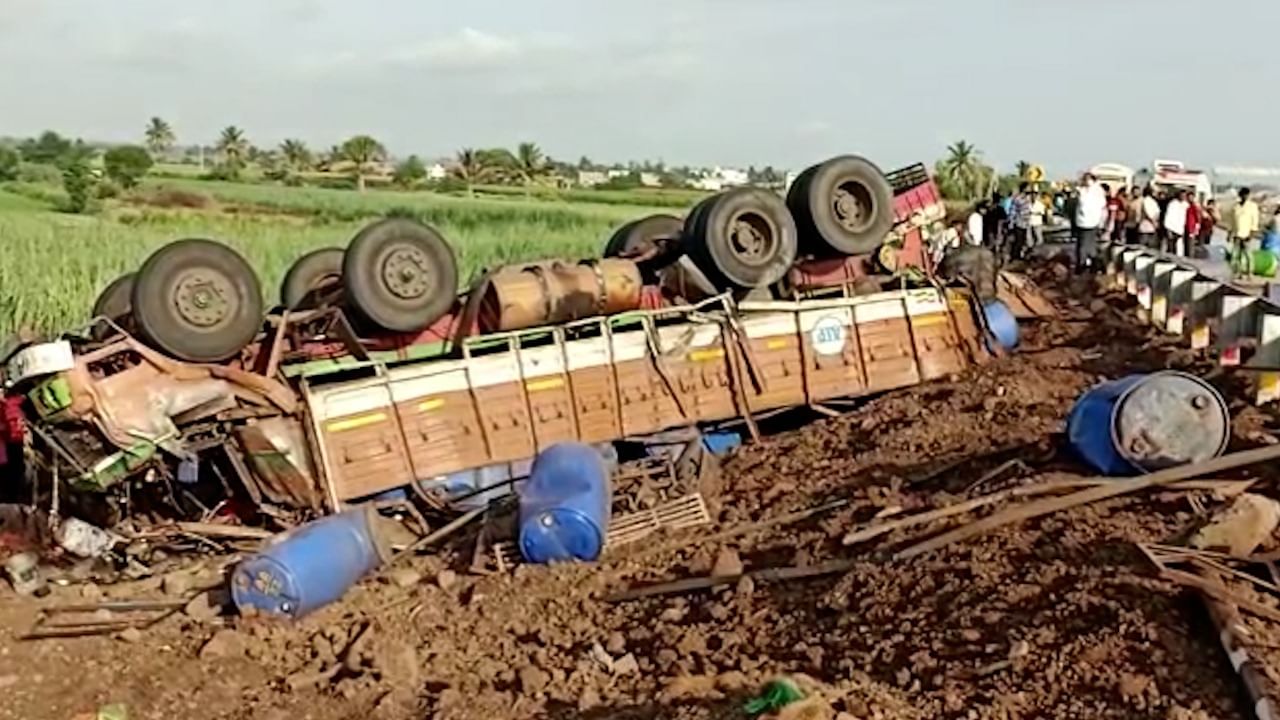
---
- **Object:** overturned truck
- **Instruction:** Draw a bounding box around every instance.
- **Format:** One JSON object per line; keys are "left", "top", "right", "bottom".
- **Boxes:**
{"left": 0, "top": 154, "right": 1050, "bottom": 523}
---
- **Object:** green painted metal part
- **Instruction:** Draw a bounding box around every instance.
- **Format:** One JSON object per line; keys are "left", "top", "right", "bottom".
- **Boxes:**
{"left": 72, "top": 441, "right": 159, "bottom": 492}
{"left": 28, "top": 375, "right": 73, "bottom": 419}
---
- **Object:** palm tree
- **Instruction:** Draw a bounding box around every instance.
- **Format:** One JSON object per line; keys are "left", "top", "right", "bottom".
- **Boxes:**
{"left": 144, "top": 117, "right": 175, "bottom": 158}
{"left": 452, "top": 148, "right": 489, "bottom": 197}
{"left": 514, "top": 141, "right": 548, "bottom": 197}
{"left": 341, "top": 135, "right": 387, "bottom": 192}
{"left": 279, "top": 139, "right": 312, "bottom": 172}
{"left": 937, "top": 140, "right": 990, "bottom": 202}
{"left": 216, "top": 126, "right": 250, "bottom": 174}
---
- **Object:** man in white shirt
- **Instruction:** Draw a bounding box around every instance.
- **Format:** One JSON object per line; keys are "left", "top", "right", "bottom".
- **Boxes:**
{"left": 1137, "top": 186, "right": 1160, "bottom": 248}
{"left": 1074, "top": 173, "right": 1108, "bottom": 272}
{"left": 1163, "top": 190, "right": 1189, "bottom": 256}
{"left": 967, "top": 203, "right": 985, "bottom": 246}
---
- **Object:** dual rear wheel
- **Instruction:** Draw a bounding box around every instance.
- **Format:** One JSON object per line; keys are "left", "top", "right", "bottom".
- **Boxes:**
{"left": 93, "top": 219, "right": 460, "bottom": 362}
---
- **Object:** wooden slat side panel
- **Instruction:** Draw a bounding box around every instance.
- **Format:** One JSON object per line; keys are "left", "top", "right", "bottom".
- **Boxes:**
{"left": 858, "top": 318, "right": 921, "bottom": 392}
{"left": 394, "top": 389, "right": 488, "bottom": 479}
{"left": 911, "top": 313, "right": 967, "bottom": 380}
{"left": 322, "top": 417, "right": 415, "bottom": 500}
{"left": 472, "top": 382, "right": 535, "bottom": 464}
{"left": 798, "top": 307, "right": 867, "bottom": 402}
{"left": 569, "top": 366, "right": 622, "bottom": 443}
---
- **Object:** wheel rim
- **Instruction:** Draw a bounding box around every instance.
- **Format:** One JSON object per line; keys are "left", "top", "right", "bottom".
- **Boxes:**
{"left": 726, "top": 210, "right": 778, "bottom": 268}
{"left": 832, "top": 179, "right": 875, "bottom": 234}
{"left": 173, "top": 269, "right": 239, "bottom": 328}
{"left": 380, "top": 245, "right": 432, "bottom": 301}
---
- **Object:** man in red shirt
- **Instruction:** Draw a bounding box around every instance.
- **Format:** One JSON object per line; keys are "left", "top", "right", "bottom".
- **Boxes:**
{"left": 1186, "top": 198, "right": 1203, "bottom": 258}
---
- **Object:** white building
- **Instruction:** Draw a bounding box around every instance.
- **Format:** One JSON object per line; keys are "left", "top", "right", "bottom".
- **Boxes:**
{"left": 577, "top": 170, "right": 608, "bottom": 188}
{"left": 715, "top": 167, "right": 750, "bottom": 187}
{"left": 427, "top": 163, "right": 448, "bottom": 181}
{"left": 639, "top": 172, "right": 662, "bottom": 188}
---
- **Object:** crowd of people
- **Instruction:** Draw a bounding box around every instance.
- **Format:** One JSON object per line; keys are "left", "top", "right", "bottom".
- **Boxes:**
{"left": 961, "top": 175, "right": 1274, "bottom": 274}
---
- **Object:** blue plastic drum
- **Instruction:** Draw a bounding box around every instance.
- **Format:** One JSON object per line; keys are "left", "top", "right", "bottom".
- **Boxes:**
{"left": 231, "top": 507, "right": 390, "bottom": 618}
{"left": 1066, "top": 371, "right": 1230, "bottom": 476}
{"left": 518, "top": 442, "right": 612, "bottom": 564}
{"left": 982, "top": 299, "right": 1019, "bottom": 352}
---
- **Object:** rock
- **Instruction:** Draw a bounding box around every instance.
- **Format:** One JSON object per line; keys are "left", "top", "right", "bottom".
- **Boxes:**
{"left": 605, "top": 631, "right": 626, "bottom": 655}
{"left": 161, "top": 571, "right": 193, "bottom": 597}
{"left": 1089, "top": 299, "right": 1108, "bottom": 313}
{"left": 613, "top": 653, "right": 639, "bottom": 675}
{"left": 735, "top": 574, "right": 755, "bottom": 598}
{"left": 0, "top": 675, "right": 17, "bottom": 690}
{"left": 715, "top": 671, "right": 750, "bottom": 692}
{"left": 183, "top": 589, "right": 227, "bottom": 622}
{"left": 116, "top": 627, "right": 144, "bottom": 643}
{"left": 659, "top": 674, "right": 722, "bottom": 703}
{"left": 658, "top": 605, "right": 686, "bottom": 623}
{"left": 960, "top": 629, "right": 981, "bottom": 642}
{"left": 519, "top": 665, "right": 550, "bottom": 694}
{"left": 79, "top": 582, "right": 103, "bottom": 600}
{"left": 589, "top": 643, "right": 614, "bottom": 672}
{"left": 1191, "top": 493, "right": 1280, "bottom": 556}
{"left": 711, "top": 548, "right": 744, "bottom": 577}
{"left": 387, "top": 567, "right": 422, "bottom": 589}
{"left": 199, "top": 629, "right": 247, "bottom": 660}
{"left": 436, "top": 569, "right": 458, "bottom": 590}
{"left": 778, "top": 696, "right": 835, "bottom": 720}
{"left": 577, "top": 687, "right": 602, "bottom": 712}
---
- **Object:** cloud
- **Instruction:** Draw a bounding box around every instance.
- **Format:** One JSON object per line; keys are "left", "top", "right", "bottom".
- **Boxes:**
{"left": 385, "top": 28, "right": 529, "bottom": 70}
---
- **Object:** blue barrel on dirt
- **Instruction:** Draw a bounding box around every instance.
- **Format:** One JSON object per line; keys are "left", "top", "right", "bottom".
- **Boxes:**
{"left": 982, "top": 299, "right": 1019, "bottom": 351}
{"left": 231, "top": 507, "right": 390, "bottom": 618}
{"left": 518, "top": 442, "right": 612, "bottom": 564}
{"left": 1066, "top": 371, "right": 1230, "bottom": 476}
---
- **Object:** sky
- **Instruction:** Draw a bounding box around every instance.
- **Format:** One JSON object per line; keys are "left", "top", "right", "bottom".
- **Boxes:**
{"left": 3, "top": 0, "right": 1279, "bottom": 176}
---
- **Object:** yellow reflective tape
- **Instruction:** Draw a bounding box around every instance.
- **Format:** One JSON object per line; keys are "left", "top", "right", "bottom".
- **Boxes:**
{"left": 688, "top": 348, "right": 725, "bottom": 362}
{"left": 525, "top": 377, "right": 565, "bottom": 392}
{"left": 910, "top": 315, "right": 948, "bottom": 327}
{"left": 326, "top": 412, "right": 387, "bottom": 433}
{"left": 765, "top": 339, "right": 788, "bottom": 350}
{"left": 417, "top": 398, "right": 445, "bottom": 412}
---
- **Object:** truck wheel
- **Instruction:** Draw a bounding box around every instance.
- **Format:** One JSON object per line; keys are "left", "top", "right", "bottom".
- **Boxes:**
{"left": 342, "top": 219, "right": 458, "bottom": 333}
{"left": 786, "top": 155, "right": 894, "bottom": 256}
{"left": 684, "top": 188, "right": 797, "bottom": 290}
{"left": 280, "top": 247, "right": 345, "bottom": 309}
{"left": 131, "top": 239, "right": 264, "bottom": 362}
{"left": 603, "top": 214, "right": 684, "bottom": 281}
{"left": 92, "top": 273, "right": 135, "bottom": 339}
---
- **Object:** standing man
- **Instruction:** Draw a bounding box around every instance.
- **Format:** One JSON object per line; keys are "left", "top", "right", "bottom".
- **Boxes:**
{"left": 1008, "top": 183, "right": 1032, "bottom": 260}
{"left": 983, "top": 192, "right": 1007, "bottom": 251}
{"left": 1200, "top": 199, "right": 1220, "bottom": 251}
{"left": 967, "top": 201, "right": 985, "bottom": 246}
{"left": 1126, "top": 187, "right": 1144, "bottom": 244}
{"left": 1138, "top": 186, "right": 1161, "bottom": 248}
{"left": 1074, "top": 173, "right": 1107, "bottom": 272}
{"left": 1185, "top": 196, "right": 1203, "bottom": 258}
{"left": 1163, "top": 190, "right": 1189, "bottom": 256}
{"left": 1234, "top": 187, "right": 1261, "bottom": 252}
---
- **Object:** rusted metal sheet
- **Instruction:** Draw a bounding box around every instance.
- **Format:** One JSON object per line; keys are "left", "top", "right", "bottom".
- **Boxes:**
{"left": 479, "top": 259, "right": 643, "bottom": 332}
{"left": 235, "top": 420, "right": 321, "bottom": 510}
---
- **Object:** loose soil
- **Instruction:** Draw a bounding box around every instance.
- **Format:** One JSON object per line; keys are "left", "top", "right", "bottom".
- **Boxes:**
{"left": 2, "top": 264, "right": 1277, "bottom": 720}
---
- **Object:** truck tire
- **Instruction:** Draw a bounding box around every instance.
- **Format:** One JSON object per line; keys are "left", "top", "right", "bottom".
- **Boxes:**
{"left": 280, "top": 247, "right": 345, "bottom": 309}
{"left": 131, "top": 239, "right": 264, "bottom": 362}
{"left": 786, "top": 155, "right": 894, "bottom": 256}
{"left": 683, "top": 188, "right": 797, "bottom": 290}
{"left": 342, "top": 219, "right": 458, "bottom": 333}
{"left": 603, "top": 214, "right": 684, "bottom": 281}
{"left": 92, "top": 272, "right": 136, "bottom": 339}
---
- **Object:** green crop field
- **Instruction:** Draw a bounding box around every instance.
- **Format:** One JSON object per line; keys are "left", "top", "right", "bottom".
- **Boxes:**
{"left": 0, "top": 178, "right": 694, "bottom": 338}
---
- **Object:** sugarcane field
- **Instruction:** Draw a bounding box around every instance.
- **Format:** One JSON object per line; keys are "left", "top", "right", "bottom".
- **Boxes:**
{"left": 9, "top": 4, "right": 1280, "bottom": 720}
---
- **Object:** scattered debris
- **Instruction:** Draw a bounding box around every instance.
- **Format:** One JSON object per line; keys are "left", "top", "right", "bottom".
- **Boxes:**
{"left": 898, "top": 444, "right": 1280, "bottom": 559}
{"left": 1191, "top": 493, "right": 1280, "bottom": 556}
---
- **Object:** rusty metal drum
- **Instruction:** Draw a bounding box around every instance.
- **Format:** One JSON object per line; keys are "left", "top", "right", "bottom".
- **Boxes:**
{"left": 479, "top": 259, "right": 643, "bottom": 332}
